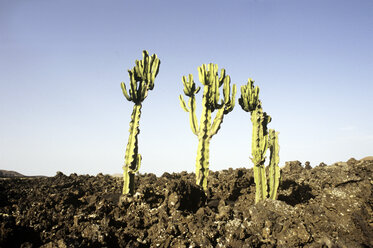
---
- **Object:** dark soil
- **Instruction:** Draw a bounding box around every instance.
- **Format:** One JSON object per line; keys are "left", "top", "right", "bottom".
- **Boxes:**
{"left": 1, "top": 158, "right": 372, "bottom": 247}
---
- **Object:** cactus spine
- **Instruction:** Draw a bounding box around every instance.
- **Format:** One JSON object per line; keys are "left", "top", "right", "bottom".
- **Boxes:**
{"left": 179, "top": 64, "right": 236, "bottom": 190}
{"left": 239, "top": 78, "right": 280, "bottom": 203}
{"left": 121, "top": 50, "right": 160, "bottom": 195}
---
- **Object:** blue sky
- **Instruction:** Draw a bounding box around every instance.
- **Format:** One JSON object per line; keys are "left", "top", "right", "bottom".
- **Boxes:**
{"left": 1, "top": 0, "right": 372, "bottom": 176}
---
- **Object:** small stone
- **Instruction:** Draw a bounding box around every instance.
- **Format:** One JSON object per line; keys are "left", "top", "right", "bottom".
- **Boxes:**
{"left": 168, "top": 192, "right": 180, "bottom": 209}
{"left": 282, "top": 161, "right": 303, "bottom": 173}
{"left": 318, "top": 162, "right": 327, "bottom": 167}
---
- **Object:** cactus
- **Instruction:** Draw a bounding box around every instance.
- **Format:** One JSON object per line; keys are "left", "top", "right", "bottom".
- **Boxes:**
{"left": 179, "top": 64, "right": 236, "bottom": 190}
{"left": 120, "top": 50, "right": 160, "bottom": 195}
{"left": 239, "top": 78, "right": 279, "bottom": 203}
{"left": 268, "top": 129, "right": 280, "bottom": 200}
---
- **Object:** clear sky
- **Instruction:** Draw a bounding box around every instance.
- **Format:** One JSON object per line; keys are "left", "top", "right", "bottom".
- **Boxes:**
{"left": 1, "top": 0, "right": 372, "bottom": 176}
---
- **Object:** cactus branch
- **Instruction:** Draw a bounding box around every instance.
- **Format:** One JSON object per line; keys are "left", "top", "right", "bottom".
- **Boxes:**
{"left": 121, "top": 82, "right": 132, "bottom": 101}
{"left": 189, "top": 96, "right": 199, "bottom": 136}
{"left": 210, "top": 108, "right": 224, "bottom": 137}
{"left": 179, "top": 95, "right": 190, "bottom": 112}
{"left": 268, "top": 129, "right": 280, "bottom": 200}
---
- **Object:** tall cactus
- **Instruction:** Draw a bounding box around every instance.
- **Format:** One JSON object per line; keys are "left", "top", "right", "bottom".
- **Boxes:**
{"left": 179, "top": 64, "right": 236, "bottom": 191}
{"left": 239, "top": 78, "right": 279, "bottom": 203}
{"left": 120, "top": 50, "right": 160, "bottom": 195}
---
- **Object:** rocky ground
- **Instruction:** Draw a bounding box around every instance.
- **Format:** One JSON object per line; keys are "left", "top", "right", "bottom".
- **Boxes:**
{"left": 0, "top": 158, "right": 372, "bottom": 247}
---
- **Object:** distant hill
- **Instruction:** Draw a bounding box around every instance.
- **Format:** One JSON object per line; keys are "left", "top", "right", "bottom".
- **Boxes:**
{"left": 0, "top": 170, "right": 25, "bottom": 178}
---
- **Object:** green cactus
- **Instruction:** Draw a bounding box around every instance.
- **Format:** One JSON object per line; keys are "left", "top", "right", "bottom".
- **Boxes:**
{"left": 179, "top": 64, "right": 236, "bottom": 191}
{"left": 268, "top": 129, "right": 280, "bottom": 200}
{"left": 120, "top": 50, "right": 160, "bottom": 195}
{"left": 239, "top": 78, "right": 279, "bottom": 203}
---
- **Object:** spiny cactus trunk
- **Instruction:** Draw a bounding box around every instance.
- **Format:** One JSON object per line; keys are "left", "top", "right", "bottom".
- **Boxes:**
{"left": 251, "top": 109, "right": 268, "bottom": 203}
{"left": 253, "top": 163, "right": 267, "bottom": 203}
{"left": 196, "top": 137, "right": 210, "bottom": 190}
{"left": 196, "top": 90, "right": 211, "bottom": 191}
{"left": 123, "top": 104, "right": 142, "bottom": 195}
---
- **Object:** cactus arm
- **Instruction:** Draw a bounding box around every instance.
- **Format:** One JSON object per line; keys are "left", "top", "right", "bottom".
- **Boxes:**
{"left": 218, "top": 68, "right": 226, "bottom": 87}
{"left": 198, "top": 64, "right": 206, "bottom": 85}
{"left": 229, "top": 84, "right": 237, "bottom": 111}
{"left": 210, "top": 79, "right": 236, "bottom": 137}
{"left": 180, "top": 74, "right": 201, "bottom": 136}
{"left": 123, "top": 104, "right": 142, "bottom": 195}
{"left": 223, "top": 81, "right": 237, "bottom": 114}
{"left": 238, "top": 85, "right": 249, "bottom": 112}
{"left": 148, "top": 53, "right": 160, "bottom": 90}
{"left": 151, "top": 54, "right": 160, "bottom": 76}
{"left": 268, "top": 129, "right": 280, "bottom": 200}
{"left": 179, "top": 95, "right": 190, "bottom": 112}
{"left": 210, "top": 108, "right": 224, "bottom": 137}
{"left": 223, "top": 76, "right": 231, "bottom": 104}
{"left": 140, "top": 81, "right": 149, "bottom": 102}
{"left": 129, "top": 70, "right": 139, "bottom": 103}
{"left": 189, "top": 96, "right": 199, "bottom": 136}
{"left": 121, "top": 82, "right": 132, "bottom": 101}
{"left": 179, "top": 94, "right": 199, "bottom": 135}
{"left": 212, "top": 77, "right": 220, "bottom": 107}
{"left": 182, "top": 76, "right": 192, "bottom": 96}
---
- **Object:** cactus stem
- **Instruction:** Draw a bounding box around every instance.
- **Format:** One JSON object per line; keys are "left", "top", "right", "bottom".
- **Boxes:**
{"left": 195, "top": 93, "right": 212, "bottom": 190}
{"left": 122, "top": 104, "right": 142, "bottom": 195}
